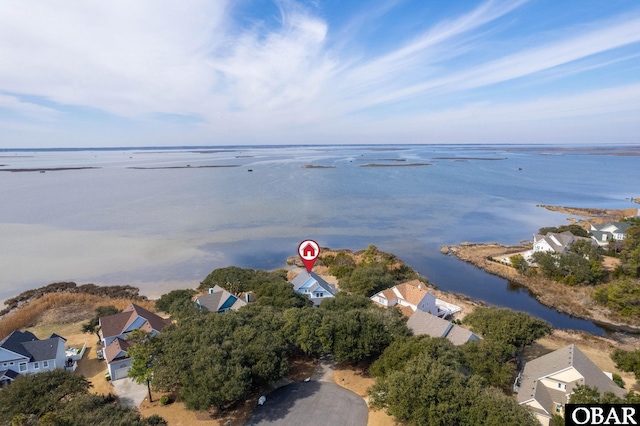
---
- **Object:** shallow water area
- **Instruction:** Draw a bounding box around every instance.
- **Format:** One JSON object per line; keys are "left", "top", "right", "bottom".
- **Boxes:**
{"left": 1, "top": 144, "right": 639, "bottom": 334}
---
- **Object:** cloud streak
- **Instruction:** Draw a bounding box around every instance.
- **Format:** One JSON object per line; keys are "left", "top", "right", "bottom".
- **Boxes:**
{"left": 0, "top": 0, "right": 639, "bottom": 145}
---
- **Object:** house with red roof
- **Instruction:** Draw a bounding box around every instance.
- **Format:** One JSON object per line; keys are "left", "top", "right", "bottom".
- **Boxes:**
{"left": 98, "top": 304, "right": 170, "bottom": 381}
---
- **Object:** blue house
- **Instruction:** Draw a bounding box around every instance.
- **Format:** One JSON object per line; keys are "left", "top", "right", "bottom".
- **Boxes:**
{"left": 195, "top": 285, "right": 248, "bottom": 313}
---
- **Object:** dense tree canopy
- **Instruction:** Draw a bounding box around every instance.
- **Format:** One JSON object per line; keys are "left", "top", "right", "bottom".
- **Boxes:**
{"left": 593, "top": 278, "right": 640, "bottom": 317}
{"left": 460, "top": 338, "right": 516, "bottom": 391}
{"left": 611, "top": 348, "right": 640, "bottom": 379}
{"left": 155, "top": 289, "right": 196, "bottom": 317}
{"left": 0, "top": 370, "right": 165, "bottom": 426}
{"left": 462, "top": 306, "right": 552, "bottom": 351}
{"left": 369, "top": 355, "right": 538, "bottom": 426}
{"left": 338, "top": 264, "right": 396, "bottom": 296}
{"left": 531, "top": 251, "right": 603, "bottom": 285}
{"left": 325, "top": 246, "right": 421, "bottom": 297}
{"left": 369, "top": 336, "right": 461, "bottom": 379}
{"left": 319, "top": 308, "right": 409, "bottom": 363}
{"left": 198, "top": 266, "right": 288, "bottom": 294}
{"left": 148, "top": 305, "right": 289, "bottom": 410}
{"left": 538, "top": 224, "right": 590, "bottom": 238}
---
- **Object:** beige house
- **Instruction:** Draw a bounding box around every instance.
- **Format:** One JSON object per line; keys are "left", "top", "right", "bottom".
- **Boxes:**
{"left": 516, "top": 344, "right": 625, "bottom": 425}
{"left": 370, "top": 280, "right": 461, "bottom": 317}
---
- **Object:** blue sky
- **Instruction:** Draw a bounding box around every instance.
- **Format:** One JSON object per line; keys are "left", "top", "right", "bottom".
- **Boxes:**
{"left": 1, "top": 0, "right": 640, "bottom": 147}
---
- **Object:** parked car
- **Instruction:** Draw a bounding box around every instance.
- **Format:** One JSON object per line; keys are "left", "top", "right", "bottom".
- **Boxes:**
{"left": 104, "top": 371, "right": 111, "bottom": 381}
{"left": 96, "top": 349, "right": 104, "bottom": 360}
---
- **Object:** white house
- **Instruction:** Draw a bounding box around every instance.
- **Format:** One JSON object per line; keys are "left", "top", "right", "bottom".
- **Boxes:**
{"left": 99, "top": 304, "right": 171, "bottom": 381}
{"left": 370, "top": 280, "right": 461, "bottom": 317}
{"left": 194, "top": 285, "right": 247, "bottom": 313}
{"left": 589, "top": 222, "right": 631, "bottom": 247}
{"left": 516, "top": 344, "right": 626, "bottom": 426}
{"left": 290, "top": 271, "right": 337, "bottom": 307}
{"left": 0, "top": 330, "right": 68, "bottom": 386}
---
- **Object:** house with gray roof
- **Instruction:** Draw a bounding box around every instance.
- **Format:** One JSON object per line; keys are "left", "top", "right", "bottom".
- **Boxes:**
{"left": 589, "top": 221, "right": 631, "bottom": 247}
{"left": 0, "top": 330, "right": 67, "bottom": 386}
{"left": 406, "top": 310, "right": 480, "bottom": 346}
{"left": 531, "top": 231, "right": 594, "bottom": 255}
{"left": 290, "top": 271, "right": 337, "bottom": 307}
{"left": 516, "top": 344, "right": 626, "bottom": 426}
{"left": 194, "top": 285, "right": 247, "bottom": 313}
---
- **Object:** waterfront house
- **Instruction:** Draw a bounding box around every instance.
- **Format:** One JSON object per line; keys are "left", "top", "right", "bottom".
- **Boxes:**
{"left": 531, "top": 231, "right": 595, "bottom": 255}
{"left": 370, "top": 280, "right": 461, "bottom": 317}
{"left": 516, "top": 344, "right": 625, "bottom": 426}
{"left": 589, "top": 221, "right": 631, "bottom": 247}
{"left": 406, "top": 310, "right": 480, "bottom": 346}
{"left": 194, "top": 285, "right": 248, "bottom": 313}
{"left": 98, "top": 304, "right": 170, "bottom": 381}
{"left": 0, "top": 330, "right": 68, "bottom": 386}
{"left": 290, "top": 271, "right": 337, "bottom": 307}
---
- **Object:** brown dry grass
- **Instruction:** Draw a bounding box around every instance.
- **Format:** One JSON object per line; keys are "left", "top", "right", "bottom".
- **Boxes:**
{"left": 0, "top": 292, "right": 157, "bottom": 340}
{"left": 139, "top": 397, "right": 256, "bottom": 426}
{"left": 27, "top": 320, "right": 115, "bottom": 396}
{"left": 333, "top": 364, "right": 397, "bottom": 426}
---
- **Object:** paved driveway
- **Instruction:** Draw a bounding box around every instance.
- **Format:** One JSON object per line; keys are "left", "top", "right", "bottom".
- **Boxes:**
{"left": 112, "top": 378, "right": 149, "bottom": 408}
{"left": 246, "top": 381, "right": 368, "bottom": 426}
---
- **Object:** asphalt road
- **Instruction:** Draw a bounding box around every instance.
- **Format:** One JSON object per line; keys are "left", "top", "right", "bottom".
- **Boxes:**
{"left": 245, "top": 381, "right": 368, "bottom": 426}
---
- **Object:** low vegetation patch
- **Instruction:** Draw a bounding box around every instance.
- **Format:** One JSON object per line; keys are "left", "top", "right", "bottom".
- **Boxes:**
{"left": 321, "top": 245, "right": 423, "bottom": 296}
{"left": 0, "top": 292, "right": 156, "bottom": 340}
{"left": 1, "top": 282, "right": 146, "bottom": 316}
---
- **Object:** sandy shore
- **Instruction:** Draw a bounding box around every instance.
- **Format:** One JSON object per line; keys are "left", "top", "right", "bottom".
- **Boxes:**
{"left": 537, "top": 205, "right": 638, "bottom": 224}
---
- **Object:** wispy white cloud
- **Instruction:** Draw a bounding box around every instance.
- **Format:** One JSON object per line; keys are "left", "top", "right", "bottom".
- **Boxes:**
{"left": 0, "top": 94, "right": 61, "bottom": 120}
{"left": 349, "top": 12, "right": 640, "bottom": 109}
{"left": 0, "top": 0, "right": 639, "bottom": 145}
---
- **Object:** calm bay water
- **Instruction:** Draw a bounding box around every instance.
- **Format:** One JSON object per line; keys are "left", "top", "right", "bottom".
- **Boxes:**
{"left": 1, "top": 144, "right": 639, "bottom": 334}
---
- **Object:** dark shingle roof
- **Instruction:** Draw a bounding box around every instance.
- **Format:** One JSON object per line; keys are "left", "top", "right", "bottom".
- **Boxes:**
{"left": 0, "top": 330, "right": 64, "bottom": 362}
{"left": 21, "top": 338, "right": 60, "bottom": 362}
{"left": 0, "top": 330, "right": 38, "bottom": 359}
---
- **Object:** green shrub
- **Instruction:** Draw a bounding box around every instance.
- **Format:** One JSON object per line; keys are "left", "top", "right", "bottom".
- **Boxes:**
{"left": 612, "top": 373, "right": 625, "bottom": 388}
{"left": 159, "top": 395, "right": 170, "bottom": 406}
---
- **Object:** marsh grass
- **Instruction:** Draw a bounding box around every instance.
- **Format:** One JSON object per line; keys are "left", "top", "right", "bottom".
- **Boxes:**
{"left": 0, "top": 293, "right": 156, "bottom": 340}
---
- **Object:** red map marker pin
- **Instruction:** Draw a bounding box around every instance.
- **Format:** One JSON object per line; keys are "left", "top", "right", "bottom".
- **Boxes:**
{"left": 298, "top": 240, "right": 320, "bottom": 273}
